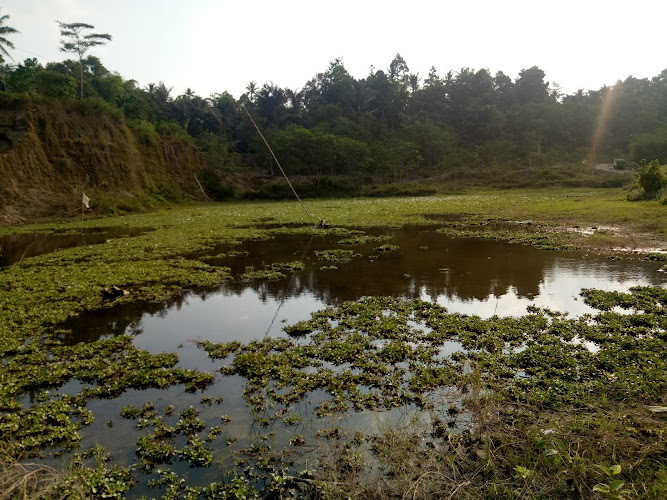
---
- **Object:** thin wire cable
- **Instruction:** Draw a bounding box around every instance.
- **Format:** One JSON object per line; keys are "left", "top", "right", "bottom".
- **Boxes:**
{"left": 242, "top": 105, "right": 315, "bottom": 224}
{"left": 12, "top": 47, "right": 53, "bottom": 61}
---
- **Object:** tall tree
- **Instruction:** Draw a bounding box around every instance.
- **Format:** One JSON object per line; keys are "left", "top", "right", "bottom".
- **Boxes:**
{"left": 388, "top": 53, "right": 409, "bottom": 82}
{"left": 57, "top": 21, "right": 111, "bottom": 99}
{"left": 515, "top": 66, "right": 550, "bottom": 104}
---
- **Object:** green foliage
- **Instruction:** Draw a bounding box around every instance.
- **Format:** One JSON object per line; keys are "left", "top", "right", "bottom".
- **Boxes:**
{"left": 630, "top": 159, "right": 667, "bottom": 199}
{"left": 4, "top": 41, "right": 667, "bottom": 199}
{"left": 36, "top": 70, "right": 77, "bottom": 99}
{"left": 266, "top": 124, "right": 371, "bottom": 177}
{"left": 249, "top": 176, "right": 361, "bottom": 200}
{"left": 127, "top": 119, "right": 159, "bottom": 146}
{"left": 156, "top": 120, "right": 193, "bottom": 143}
{"left": 200, "top": 168, "right": 236, "bottom": 200}
{"left": 630, "top": 127, "right": 667, "bottom": 164}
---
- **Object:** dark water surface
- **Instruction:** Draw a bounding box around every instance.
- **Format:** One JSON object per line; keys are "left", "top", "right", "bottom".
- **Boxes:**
{"left": 43, "top": 227, "right": 667, "bottom": 495}
{"left": 0, "top": 226, "right": 153, "bottom": 267}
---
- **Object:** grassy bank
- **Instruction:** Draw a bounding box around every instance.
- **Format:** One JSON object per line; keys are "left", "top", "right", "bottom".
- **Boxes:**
{"left": 0, "top": 188, "right": 665, "bottom": 498}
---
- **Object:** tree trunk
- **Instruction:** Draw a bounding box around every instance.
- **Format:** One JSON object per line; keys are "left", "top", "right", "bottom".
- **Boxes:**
{"left": 79, "top": 56, "right": 84, "bottom": 100}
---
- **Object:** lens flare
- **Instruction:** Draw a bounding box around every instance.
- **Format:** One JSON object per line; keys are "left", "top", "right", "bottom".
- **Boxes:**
{"left": 591, "top": 84, "right": 619, "bottom": 163}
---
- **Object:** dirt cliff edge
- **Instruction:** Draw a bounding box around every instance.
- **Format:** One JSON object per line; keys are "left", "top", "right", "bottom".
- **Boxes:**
{"left": 0, "top": 98, "right": 205, "bottom": 224}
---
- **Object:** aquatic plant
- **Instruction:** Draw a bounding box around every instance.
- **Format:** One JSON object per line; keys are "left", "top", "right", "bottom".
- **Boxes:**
{"left": 314, "top": 249, "right": 362, "bottom": 263}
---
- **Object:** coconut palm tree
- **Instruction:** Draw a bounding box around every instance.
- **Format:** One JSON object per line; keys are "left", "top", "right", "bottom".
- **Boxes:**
{"left": 0, "top": 10, "right": 19, "bottom": 61}
{"left": 0, "top": 10, "right": 18, "bottom": 91}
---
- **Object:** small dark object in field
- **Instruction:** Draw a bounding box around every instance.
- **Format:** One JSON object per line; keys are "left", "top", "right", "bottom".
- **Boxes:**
{"left": 102, "top": 285, "right": 129, "bottom": 301}
{"left": 316, "top": 220, "right": 330, "bottom": 229}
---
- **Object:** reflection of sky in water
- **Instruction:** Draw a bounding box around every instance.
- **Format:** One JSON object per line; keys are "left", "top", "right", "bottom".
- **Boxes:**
{"left": 123, "top": 232, "right": 666, "bottom": 359}
{"left": 134, "top": 290, "right": 327, "bottom": 363}
{"left": 430, "top": 255, "right": 665, "bottom": 317}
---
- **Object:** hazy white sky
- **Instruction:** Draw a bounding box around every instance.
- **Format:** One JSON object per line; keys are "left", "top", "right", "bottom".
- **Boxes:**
{"left": 2, "top": 0, "right": 665, "bottom": 99}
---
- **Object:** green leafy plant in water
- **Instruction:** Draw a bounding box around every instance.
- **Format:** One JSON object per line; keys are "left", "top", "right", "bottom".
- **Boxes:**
{"left": 374, "top": 244, "right": 400, "bottom": 252}
{"left": 314, "top": 249, "right": 362, "bottom": 263}
{"left": 135, "top": 434, "right": 176, "bottom": 467}
{"left": 52, "top": 445, "right": 134, "bottom": 499}
{"left": 178, "top": 435, "right": 214, "bottom": 468}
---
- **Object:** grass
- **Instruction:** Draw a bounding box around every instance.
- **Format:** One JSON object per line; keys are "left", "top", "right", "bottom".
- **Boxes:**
{"left": 0, "top": 461, "right": 62, "bottom": 500}
{"left": 0, "top": 187, "right": 665, "bottom": 498}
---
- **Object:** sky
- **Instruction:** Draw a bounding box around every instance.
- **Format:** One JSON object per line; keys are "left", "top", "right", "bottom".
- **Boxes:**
{"left": 1, "top": 0, "right": 665, "bottom": 100}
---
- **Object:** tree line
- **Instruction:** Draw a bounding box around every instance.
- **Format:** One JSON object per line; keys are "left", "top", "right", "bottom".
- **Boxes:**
{"left": 1, "top": 12, "right": 666, "bottom": 195}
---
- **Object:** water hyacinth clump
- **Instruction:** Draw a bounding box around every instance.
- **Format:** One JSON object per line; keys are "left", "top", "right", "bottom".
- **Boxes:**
{"left": 314, "top": 249, "right": 363, "bottom": 263}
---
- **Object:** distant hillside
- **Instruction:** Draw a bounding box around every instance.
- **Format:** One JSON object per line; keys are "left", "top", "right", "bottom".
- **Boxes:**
{"left": 0, "top": 98, "right": 205, "bottom": 223}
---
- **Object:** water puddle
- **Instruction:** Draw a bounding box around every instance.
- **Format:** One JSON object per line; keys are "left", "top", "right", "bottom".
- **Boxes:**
{"left": 0, "top": 227, "right": 154, "bottom": 267}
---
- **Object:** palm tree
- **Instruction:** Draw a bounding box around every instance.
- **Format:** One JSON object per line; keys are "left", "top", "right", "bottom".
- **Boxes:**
{"left": 0, "top": 10, "right": 18, "bottom": 61}
{"left": 0, "top": 11, "right": 18, "bottom": 91}
{"left": 246, "top": 81, "right": 257, "bottom": 102}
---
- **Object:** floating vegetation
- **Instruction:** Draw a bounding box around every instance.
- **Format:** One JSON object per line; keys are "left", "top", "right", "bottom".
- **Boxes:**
{"left": 226, "top": 250, "right": 249, "bottom": 257}
{"left": 337, "top": 236, "right": 366, "bottom": 245}
{"left": 374, "top": 244, "right": 400, "bottom": 252}
{"left": 192, "top": 286, "right": 667, "bottom": 497}
{"left": 268, "top": 261, "right": 305, "bottom": 272}
{"left": 240, "top": 261, "right": 304, "bottom": 280}
{"left": 314, "top": 249, "right": 362, "bottom": 263}
{"left": 202, "top": 287, "right": 666, "bottom": 418}
{"left": 338, "top": 234, "right": 391, "bottom": 246}
{"left": 436, "top": 225, "right": 573, "bottom": 251}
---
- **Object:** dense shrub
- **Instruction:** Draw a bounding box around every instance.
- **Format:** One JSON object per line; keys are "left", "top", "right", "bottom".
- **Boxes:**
{"left": 638, "top": 160, "right": 667, "bottom": 197}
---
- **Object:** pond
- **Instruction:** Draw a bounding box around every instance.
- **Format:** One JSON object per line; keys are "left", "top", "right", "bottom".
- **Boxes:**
{"left": 35, "top": 226, "right": 667, "bottom": 496}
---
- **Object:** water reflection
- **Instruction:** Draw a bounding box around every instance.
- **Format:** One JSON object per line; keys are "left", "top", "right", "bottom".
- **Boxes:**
{"left": 64, "top": 228, "right": 666, "bottom": 352}
{"left": 0, "top": 227, "right": 153, "bottom": 267}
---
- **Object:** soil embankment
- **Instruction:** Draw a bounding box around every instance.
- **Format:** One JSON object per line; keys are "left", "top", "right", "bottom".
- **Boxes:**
{"left": 0, "top": 98, "right": 205, "bottom": 224}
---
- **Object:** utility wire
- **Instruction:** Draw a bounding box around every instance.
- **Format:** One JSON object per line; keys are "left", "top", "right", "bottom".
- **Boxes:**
{"left": 10, "top": 46, "right": 54, "bottom": 62}
{"left": 242, "top": 105, "right": 315, "bottom": 224}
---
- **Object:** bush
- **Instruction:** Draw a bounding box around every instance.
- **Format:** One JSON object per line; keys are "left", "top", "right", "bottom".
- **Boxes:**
{"left": 637, "top": 160, "right": 667, "bottom": 198}
{"left": 200, "top": 168, "right": 236, "bottom": 200}
{"left": 128, "top": 120, "right": 159, "bottom": 146}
